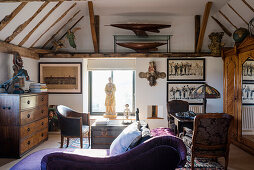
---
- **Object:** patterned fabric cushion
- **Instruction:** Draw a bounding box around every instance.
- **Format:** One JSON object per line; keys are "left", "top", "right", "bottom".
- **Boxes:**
{"left": 150, "top": 127, "right": 175, "bottom": 137}
{"left": 110, "top": 122, "right": 141, "bottom": 156}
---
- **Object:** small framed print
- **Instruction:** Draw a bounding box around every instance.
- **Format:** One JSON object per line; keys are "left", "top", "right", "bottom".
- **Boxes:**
{"left": 167, "top": 58, "right": 205, "bottom": 81}
{"left": 167, "top": 82, "right": 204, "bottom": 105}
{"left": 243, "top": 59, "right": 254, "bottom": 82}
{"left": 39, "top": 62, "right": 82, "bottom": 94}
{"left": 242, "top": 82, "right": 254, "bottom": 105}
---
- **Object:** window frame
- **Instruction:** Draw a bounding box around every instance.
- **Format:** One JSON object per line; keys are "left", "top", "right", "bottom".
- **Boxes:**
{"left": 88, "top": 70, "right": 135, "bottom": 115}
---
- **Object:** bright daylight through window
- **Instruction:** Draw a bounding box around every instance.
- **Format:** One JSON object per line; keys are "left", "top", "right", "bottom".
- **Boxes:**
{"left": 89, "top": 70, "right": 135, "bottom": 115}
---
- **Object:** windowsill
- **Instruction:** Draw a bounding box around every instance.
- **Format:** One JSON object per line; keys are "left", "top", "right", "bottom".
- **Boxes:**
{"left": 90, "top": 115, "right": 136, "bottom": 120}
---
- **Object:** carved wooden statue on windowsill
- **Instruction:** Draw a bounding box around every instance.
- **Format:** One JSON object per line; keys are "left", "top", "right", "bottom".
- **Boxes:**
{"left": 139, "top": 61, "right": 166, "bottom": 86}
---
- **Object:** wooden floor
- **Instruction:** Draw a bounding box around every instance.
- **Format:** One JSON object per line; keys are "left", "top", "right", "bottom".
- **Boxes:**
{"left": 1, "top": 133, "right": 254, "bottom": 170}
{"left": 243, "top": 135, "right": 254, "bottom": 142}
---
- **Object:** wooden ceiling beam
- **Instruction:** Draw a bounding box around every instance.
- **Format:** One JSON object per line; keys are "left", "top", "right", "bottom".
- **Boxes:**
{"left": 88, "top": 1, "right": 99, "bottom": 53}
{"left": 219, "top": 10, "right": 237, "bottom": 29}
{"left": 19, "top": 1, "right": 63, "bottom": 46}
{"left": 5, "top": 2, "right": 49, "bottom": 43}
{"left": 0, "top": 41, "right": 39, "bottom": 60}
{"left": 40, "top": 52, "right": 212, "bottom": 58}
{"left": 0, "top": 2, "right": 27, "bottom": 31}
{"left": 30, "top": 2, "right": 77, "bottom": 47}
{"left": 211, "top": 16, "right": 232, "bottom": 37}
{"left": 242, "top": 0, "right": 254, "bottom": 13}
{"left": 195, "top": 15, "right": 200, "bottom": 52}
{"left": 0, "top": 0, "right": 85, "bottom": 2}
{"left": 42, "top": 10, "right": 80, "bottom": 48}
{"left": 227, "top": 3, "right": 248, "bottom": 26}
{"left": 50, "top": 15, "right": 84, "bottom": 50}
{"left": 196, "top": 2, "right": 213, "bottom": 53}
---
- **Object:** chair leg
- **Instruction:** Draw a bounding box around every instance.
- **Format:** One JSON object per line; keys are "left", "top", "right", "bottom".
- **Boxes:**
{"left": 66, "top": 138, "right": 69, "bottom": 147}
{"left": 88, "top": 132, "right": 90, "bottom": 146}
{"left": 191, "top": 154, "right": 195, "bottom": 170}
{"left": 225, "top": 154, "right": 229, "bottom": 170}
{"left": 80, "top": 137, "right": 83, "bottom": 148}
{"left": 60, "top": 135, "right": 64, "bottom": 148}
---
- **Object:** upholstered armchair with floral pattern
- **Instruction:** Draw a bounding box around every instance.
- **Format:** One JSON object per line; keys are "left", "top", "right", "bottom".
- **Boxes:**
{"left": 180, "top": 113, "right": 233, "bottom": 170}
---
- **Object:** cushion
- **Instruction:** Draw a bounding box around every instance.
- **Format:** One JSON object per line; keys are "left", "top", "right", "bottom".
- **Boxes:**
{"left": 151, "top": 127, "right": 175, "bottom": 136}
{"left": 110, "top": 122, "right": 141, "bottom": 156}
{"left": 137, "top": 126, "right": 152, "bottom": 145}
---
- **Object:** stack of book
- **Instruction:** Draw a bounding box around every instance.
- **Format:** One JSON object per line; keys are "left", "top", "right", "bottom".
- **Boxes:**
{"left": 29, "top": 83, "right": 48, "bottom": 93}
{"left": 95, "top": 118, "right": 109, "bottom": 125}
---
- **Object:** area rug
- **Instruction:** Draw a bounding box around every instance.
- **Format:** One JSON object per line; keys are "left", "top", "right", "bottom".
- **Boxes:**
{"left": 61, "top": 138, "right": 90, "bottom": 149}
{"left": 177, "top": 155, "right": 224, "bottom": 170}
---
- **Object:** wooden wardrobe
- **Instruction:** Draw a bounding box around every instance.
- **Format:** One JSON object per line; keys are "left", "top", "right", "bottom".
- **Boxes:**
{"left": 223, "top": 36, "right": 254, "bottom": 154}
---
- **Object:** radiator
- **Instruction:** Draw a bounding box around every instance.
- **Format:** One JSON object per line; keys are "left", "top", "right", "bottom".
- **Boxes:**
{"left": 189, "top": 105, "right": 203, "bottom": 114}
{"left": 242, "top": 106, "right": 254, "bottom": 135}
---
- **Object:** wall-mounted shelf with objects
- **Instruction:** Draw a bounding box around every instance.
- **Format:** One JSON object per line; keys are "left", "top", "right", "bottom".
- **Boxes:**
{"left": 113, "top": 35, "right": 172, "bottom": 53}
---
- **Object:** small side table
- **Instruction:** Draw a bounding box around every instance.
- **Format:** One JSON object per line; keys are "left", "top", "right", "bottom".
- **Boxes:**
{"left": 169, "top": 113, "right": 194, "bottom": 136}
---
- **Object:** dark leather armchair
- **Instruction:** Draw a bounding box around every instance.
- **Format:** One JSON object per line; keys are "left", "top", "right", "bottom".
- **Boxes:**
{"left": 180, "top": 113, "right": 233, "bottom": 170}
{"left": 56, "top": 105, "right": 90, "bottom": 148}
{"left": 167, "top": 100, "right": 189, "bottom": 133}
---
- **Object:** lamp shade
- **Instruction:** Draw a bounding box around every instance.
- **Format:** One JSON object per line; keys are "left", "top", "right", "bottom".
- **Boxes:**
{"left": 192, "top": 83, "right": 221, "bottom": 99}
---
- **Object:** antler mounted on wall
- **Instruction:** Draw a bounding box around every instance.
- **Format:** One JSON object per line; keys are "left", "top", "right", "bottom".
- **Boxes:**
{"left": 139, "top": 61, "right": 166, "bottom": 86}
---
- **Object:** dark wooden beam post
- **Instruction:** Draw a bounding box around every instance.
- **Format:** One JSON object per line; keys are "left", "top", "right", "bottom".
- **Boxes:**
{"left": 196, "top": 2, "right": 213, "bottom": 53}
{"left": 88, "top": 1, "right": 99, "bottom": 53}
{"left": 242, "top": 0, "right": 254, "bottom": 13}
{"left": 95, "top": 15, "right": 100, "bottom": 52}
{"left": 195, "top": 15, "right": 201, "bottom": 52}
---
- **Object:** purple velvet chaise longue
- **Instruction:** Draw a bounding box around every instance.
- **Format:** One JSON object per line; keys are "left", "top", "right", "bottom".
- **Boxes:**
{"left": 11, "top": 136, "right": 187, "bottom": 170}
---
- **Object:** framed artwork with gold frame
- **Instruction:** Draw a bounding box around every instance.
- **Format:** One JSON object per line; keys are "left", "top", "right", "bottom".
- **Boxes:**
{"left": 39, "top": 62, "right": 82, "bottom": 94}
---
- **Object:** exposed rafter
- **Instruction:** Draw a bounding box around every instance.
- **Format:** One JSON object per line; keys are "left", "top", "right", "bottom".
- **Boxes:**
{"left": 5, "top": 2, "right": 49, "bottom": 43}
{"left": 196, "top": 2, "right": 212, "bottom": 53}
{"left": 19, "top": 1, "right": 63, "bottom": 46}
{"left": 30, "top": 2, "right": 77, "bottom": 47}
{"left": 40, "top": 52, "right": 212, "bottom": 58}
{"left": 242, "top": 0, "right": 254, "bottom": 13}
{"left": 0, "top": 0, "right": 85, "bottom": 2}
{"left": 50, "top": 16, "right": 84, "bottom": 50}
{"left": 42, "top": 10, "right": 80, "bottom": 48}
{"left": 88, "top": 1, "right": 99, "bottom": 53}
{"left": 227, "top": 3, "right": 248, "bottom": 26}
{"left": 0, "top": 41, "right": 39, "bottom": 59}
{"left": 0, "top": 2, "right": 27, "bottom": 31}
{"left": 219, "top": 10, "right": 237, "bottom": 29}
{"left": 211, "top": 16, "right": 232, "bottom": 37}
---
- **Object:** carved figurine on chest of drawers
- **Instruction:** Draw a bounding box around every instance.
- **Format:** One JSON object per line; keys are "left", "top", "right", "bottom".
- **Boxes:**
{"left": 0, "top": 93, "right": 48, "bottom": 158}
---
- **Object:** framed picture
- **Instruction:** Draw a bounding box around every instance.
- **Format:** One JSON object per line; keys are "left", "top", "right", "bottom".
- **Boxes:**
{"left": 167, "top": 58, "right": 205, "bottom": 81}
{"left": 39, "top": 62, "right": 82, "bottom": 94}
{"left": 242, "top": 83, "right": 254, "bottom": 105}
{"left": 243, "top": 59, "right": 254, "bottom": 82}
{"left": 167, "top": 82, "right": 205, "bottom": 105}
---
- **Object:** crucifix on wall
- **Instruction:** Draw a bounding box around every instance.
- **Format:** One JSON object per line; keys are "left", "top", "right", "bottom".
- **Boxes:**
{"left": 139, "top": 61, "right": 166, "bottom": 86}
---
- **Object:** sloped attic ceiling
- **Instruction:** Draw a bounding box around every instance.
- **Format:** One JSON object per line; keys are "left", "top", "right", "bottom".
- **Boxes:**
{"left": 0, "top": 0, "right": 253, "bottom": 53}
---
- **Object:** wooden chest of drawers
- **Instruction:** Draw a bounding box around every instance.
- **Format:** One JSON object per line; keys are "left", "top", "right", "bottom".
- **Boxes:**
{"left": 91, "top": 120, "right": 127, "bottom": 149}
{"left": 0, "top": 93, "right": 48, "bottom": 158}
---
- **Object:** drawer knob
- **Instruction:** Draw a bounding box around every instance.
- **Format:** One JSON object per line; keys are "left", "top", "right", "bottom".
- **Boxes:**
{"left": 41, "top": 122, "right": 44, "bottom": 126}
{"left": 8, "top": 107, "right": 11, "bottom": 110}
{"left": 41, "top": 97, "right": 44, "bottom": 101}
{"left": 27, "top": 128, "right": 30, "bottom": 132}
{"left": 27, "top": 100, "right": 30, "bottom": 104}
{"left": 27, "top": 114, "right": 30, "bottom": 118}
{"left": 41, "top": 110, "right": 44, "bottom": 113}
{"left": 41, "top": 133, "right": 44, "bottom": 137}
{"left": 27, "top": 141, "right": 30, "bottom": 145}
{"left": 2, "top": 106, "right": 6, "bottom": 110}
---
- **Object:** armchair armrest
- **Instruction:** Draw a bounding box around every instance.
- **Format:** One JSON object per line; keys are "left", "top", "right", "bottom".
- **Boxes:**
{"left": 183, "top": 127, "right": 193, "bottom": 136}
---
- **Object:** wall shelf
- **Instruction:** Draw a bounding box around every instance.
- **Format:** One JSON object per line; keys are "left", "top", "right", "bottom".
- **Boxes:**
{"left": 113, "top": 35, "right": 172, "bottom": 53}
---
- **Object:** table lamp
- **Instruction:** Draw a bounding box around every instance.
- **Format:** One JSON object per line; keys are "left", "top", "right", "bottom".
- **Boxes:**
{"left": 192, "top": 83, "right": 220, "bottom": 113}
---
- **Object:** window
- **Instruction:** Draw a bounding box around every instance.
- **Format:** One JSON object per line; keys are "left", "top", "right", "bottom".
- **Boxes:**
{"left": 89, "top": 70, "right": 135, "bottom": 115}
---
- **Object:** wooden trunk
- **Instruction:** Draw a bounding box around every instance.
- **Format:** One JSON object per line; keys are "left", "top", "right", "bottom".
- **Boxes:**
{"left": 0, "top": 93, "right": 48, "bottom": 158}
